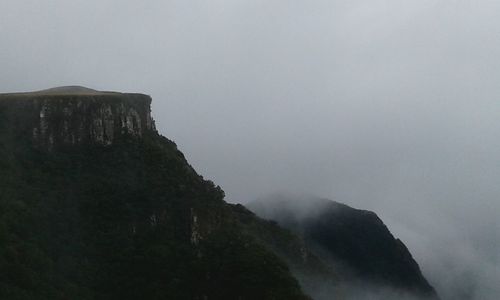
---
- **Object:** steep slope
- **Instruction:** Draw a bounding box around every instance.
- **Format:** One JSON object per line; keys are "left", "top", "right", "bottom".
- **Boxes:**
{"left": 0, "top": 89, "right": 313, "bottom": 300}
{"left": 248, "top": 196, "right": 439, "bottom": 300}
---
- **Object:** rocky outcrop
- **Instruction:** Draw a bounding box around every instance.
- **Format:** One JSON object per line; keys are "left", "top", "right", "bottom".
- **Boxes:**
{"left": 0, "top": 88, "right": 155, "bottom": 150}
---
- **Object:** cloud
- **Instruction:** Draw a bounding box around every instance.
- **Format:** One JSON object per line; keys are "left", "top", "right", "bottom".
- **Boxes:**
{"left": 0, "top": 1, "right": 498, "bottom": 298}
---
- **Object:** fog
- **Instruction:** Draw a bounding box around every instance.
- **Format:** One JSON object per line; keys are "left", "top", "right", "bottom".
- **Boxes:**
{"left": 1, "top": 1, "right": 499, "bottom": 299}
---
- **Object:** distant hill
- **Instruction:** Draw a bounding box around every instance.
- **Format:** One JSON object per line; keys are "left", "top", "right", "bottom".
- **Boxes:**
{"left": 36, "top": 86, "right": 101, "bottom": 94}
{"left": 248, "top": 196, "right": 439, "bottom": 300}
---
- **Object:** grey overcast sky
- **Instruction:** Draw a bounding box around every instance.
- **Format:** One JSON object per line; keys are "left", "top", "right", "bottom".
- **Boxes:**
{"left": 1, "top": 1, "right": 499, "bottom": 299}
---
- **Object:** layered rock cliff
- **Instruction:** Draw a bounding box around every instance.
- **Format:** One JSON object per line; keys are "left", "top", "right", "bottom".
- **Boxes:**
{"left": 0, "top": 88, "right": 155, "bottom": 150}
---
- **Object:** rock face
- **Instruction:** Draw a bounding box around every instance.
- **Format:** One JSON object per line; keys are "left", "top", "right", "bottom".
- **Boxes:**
{"left": 0, "top": 88, "right": 155, "bottom": 150}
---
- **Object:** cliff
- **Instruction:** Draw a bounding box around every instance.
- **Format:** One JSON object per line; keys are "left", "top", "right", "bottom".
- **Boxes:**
{"left": 0, "top": 88, "right": 155, "bottom": 150}
{"left": 0, "top": 87, "right": 312, "bottom": 300}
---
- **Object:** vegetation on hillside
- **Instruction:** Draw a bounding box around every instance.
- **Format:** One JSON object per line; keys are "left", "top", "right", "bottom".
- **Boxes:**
{"left": 0, "top": 128, "right": 310, "bottom": 299}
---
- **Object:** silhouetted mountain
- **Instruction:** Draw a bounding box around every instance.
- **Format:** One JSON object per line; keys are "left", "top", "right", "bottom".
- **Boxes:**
{"left": 248, "top": 196, "right": 439, "bottom": 300}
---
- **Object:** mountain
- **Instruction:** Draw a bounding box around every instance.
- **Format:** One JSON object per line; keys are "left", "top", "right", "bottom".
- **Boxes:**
{"left": 0, "top": 88, "right": 316, "bottom": 299}
{"left": 0, "top": 87, "right": 438, "bottom": 300}
{"left": 248, "top": 196, "right": 439, "bottom": 299}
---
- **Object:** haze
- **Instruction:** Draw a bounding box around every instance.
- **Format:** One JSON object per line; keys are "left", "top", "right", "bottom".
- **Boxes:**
{"left": 1, "top": 1, "right": 498, "bottom": 299}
